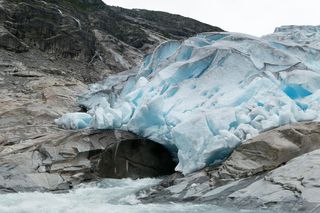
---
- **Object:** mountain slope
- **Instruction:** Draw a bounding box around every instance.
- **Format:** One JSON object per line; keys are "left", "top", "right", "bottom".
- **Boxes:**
{"left": 0, "top": 0, "right": 223, "bottom": 82}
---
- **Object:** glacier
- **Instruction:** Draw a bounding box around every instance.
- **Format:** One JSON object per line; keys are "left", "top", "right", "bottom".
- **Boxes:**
{"left": 56, "top": 25, "right": 320, "bottom": 174}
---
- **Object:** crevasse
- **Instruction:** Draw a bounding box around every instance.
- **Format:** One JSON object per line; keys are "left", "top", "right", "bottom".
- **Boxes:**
{"left": 56, "top": 26, "right": 320, "bottom": 174}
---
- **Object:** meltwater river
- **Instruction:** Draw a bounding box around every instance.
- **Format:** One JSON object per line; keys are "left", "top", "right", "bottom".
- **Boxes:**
{"left": 0, "top": 178, "right": 281, "bottom": 213}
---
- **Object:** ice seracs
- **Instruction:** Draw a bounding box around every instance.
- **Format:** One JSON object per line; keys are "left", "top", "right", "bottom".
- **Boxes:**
{"left": 55, "top": 26, "right": 320, "bottom": 174}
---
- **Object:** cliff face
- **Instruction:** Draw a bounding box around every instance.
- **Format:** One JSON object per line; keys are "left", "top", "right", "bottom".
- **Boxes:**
{"left": 0, "top": 0, "right": 222, "bottom": 82}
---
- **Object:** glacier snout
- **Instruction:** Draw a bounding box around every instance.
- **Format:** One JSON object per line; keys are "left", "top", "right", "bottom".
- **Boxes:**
{"left": 56, "top": 27, "right": 320, "bottom": 174}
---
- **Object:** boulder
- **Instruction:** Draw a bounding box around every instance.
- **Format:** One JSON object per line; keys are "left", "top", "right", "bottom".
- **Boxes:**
{"left": 218, "top": 122, "right": 320, "bottom": 179}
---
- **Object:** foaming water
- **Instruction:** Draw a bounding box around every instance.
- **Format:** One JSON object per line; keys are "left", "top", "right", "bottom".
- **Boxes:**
{"left": 0, "top": 178, "right": 275, "bottom": 213}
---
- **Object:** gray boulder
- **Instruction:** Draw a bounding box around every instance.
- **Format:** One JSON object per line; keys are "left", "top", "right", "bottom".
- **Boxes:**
{"left": 218, "top": 122, "right": 320, "bottom": 179}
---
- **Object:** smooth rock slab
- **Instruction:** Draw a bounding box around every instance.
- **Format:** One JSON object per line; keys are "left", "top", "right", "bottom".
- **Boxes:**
{"left": 229, "top": 149, "right": 320, "bottom": 211}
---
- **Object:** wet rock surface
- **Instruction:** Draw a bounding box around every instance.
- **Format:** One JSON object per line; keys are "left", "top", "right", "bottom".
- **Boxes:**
{"left": 140, "top": 122, "right": 320, "bottom": 212}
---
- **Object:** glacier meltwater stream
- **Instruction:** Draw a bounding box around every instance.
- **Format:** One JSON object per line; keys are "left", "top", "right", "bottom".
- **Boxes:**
{"left": 0, "top": 178, "right": 281, "bottom": 213}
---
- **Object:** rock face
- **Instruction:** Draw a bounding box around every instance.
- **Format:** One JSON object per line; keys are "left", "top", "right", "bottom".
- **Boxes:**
{"left": 0, "top": 129, "right": 140, "bottom": 192}
{"left": 97, "top": 139, "right": 177, "bottom": 179}
{"left": 0, "top": 26, "right": 29, "bottom": 52}
{"left": 0, "top": 54, "right": 88, "bottom": 148}
{"left": 140, "top": 122, "right": 320, "bottom": 212}
{"left": 0, "top": 0, "right": 222, "bottom": 83}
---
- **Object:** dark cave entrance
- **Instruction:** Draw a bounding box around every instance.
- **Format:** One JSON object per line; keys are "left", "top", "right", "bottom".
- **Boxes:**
{"left": 96, "top": 138, "right": 177, "bottom": 179}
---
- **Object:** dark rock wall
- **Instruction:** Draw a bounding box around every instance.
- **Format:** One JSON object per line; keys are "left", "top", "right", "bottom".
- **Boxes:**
{"left": 0, "top": 0, "right": 223, "bottom": 82}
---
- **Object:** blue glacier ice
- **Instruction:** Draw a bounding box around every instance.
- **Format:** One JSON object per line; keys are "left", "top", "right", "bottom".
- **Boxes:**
{"left": 56, "top": 112, "right": 92, "bottom": 129}
{"left": 55, "top": 26, "right": 320, "bottom": 174}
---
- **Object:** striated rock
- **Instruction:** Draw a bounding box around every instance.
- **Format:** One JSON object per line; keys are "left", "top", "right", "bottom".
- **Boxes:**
{"left": 0, "top": 26, "right": 29, "bottom": 52}
{"left": 0, "top": 57, "right": 87, "bottom": 140}
{"left": 140, "top": 122, "right": 320, "bottom": 212}
{"left": 97, "top": 139, "right": 177, "bottom": 179}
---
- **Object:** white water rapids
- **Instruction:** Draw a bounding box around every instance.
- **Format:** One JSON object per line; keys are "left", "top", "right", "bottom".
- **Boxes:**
{"left": 0, "top": 178, "right": 281, "bottom": 213}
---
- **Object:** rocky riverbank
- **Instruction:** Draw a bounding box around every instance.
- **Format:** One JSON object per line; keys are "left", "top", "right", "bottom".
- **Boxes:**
{"left": 140, "top": 122, "right": 320, "bottom": 212}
